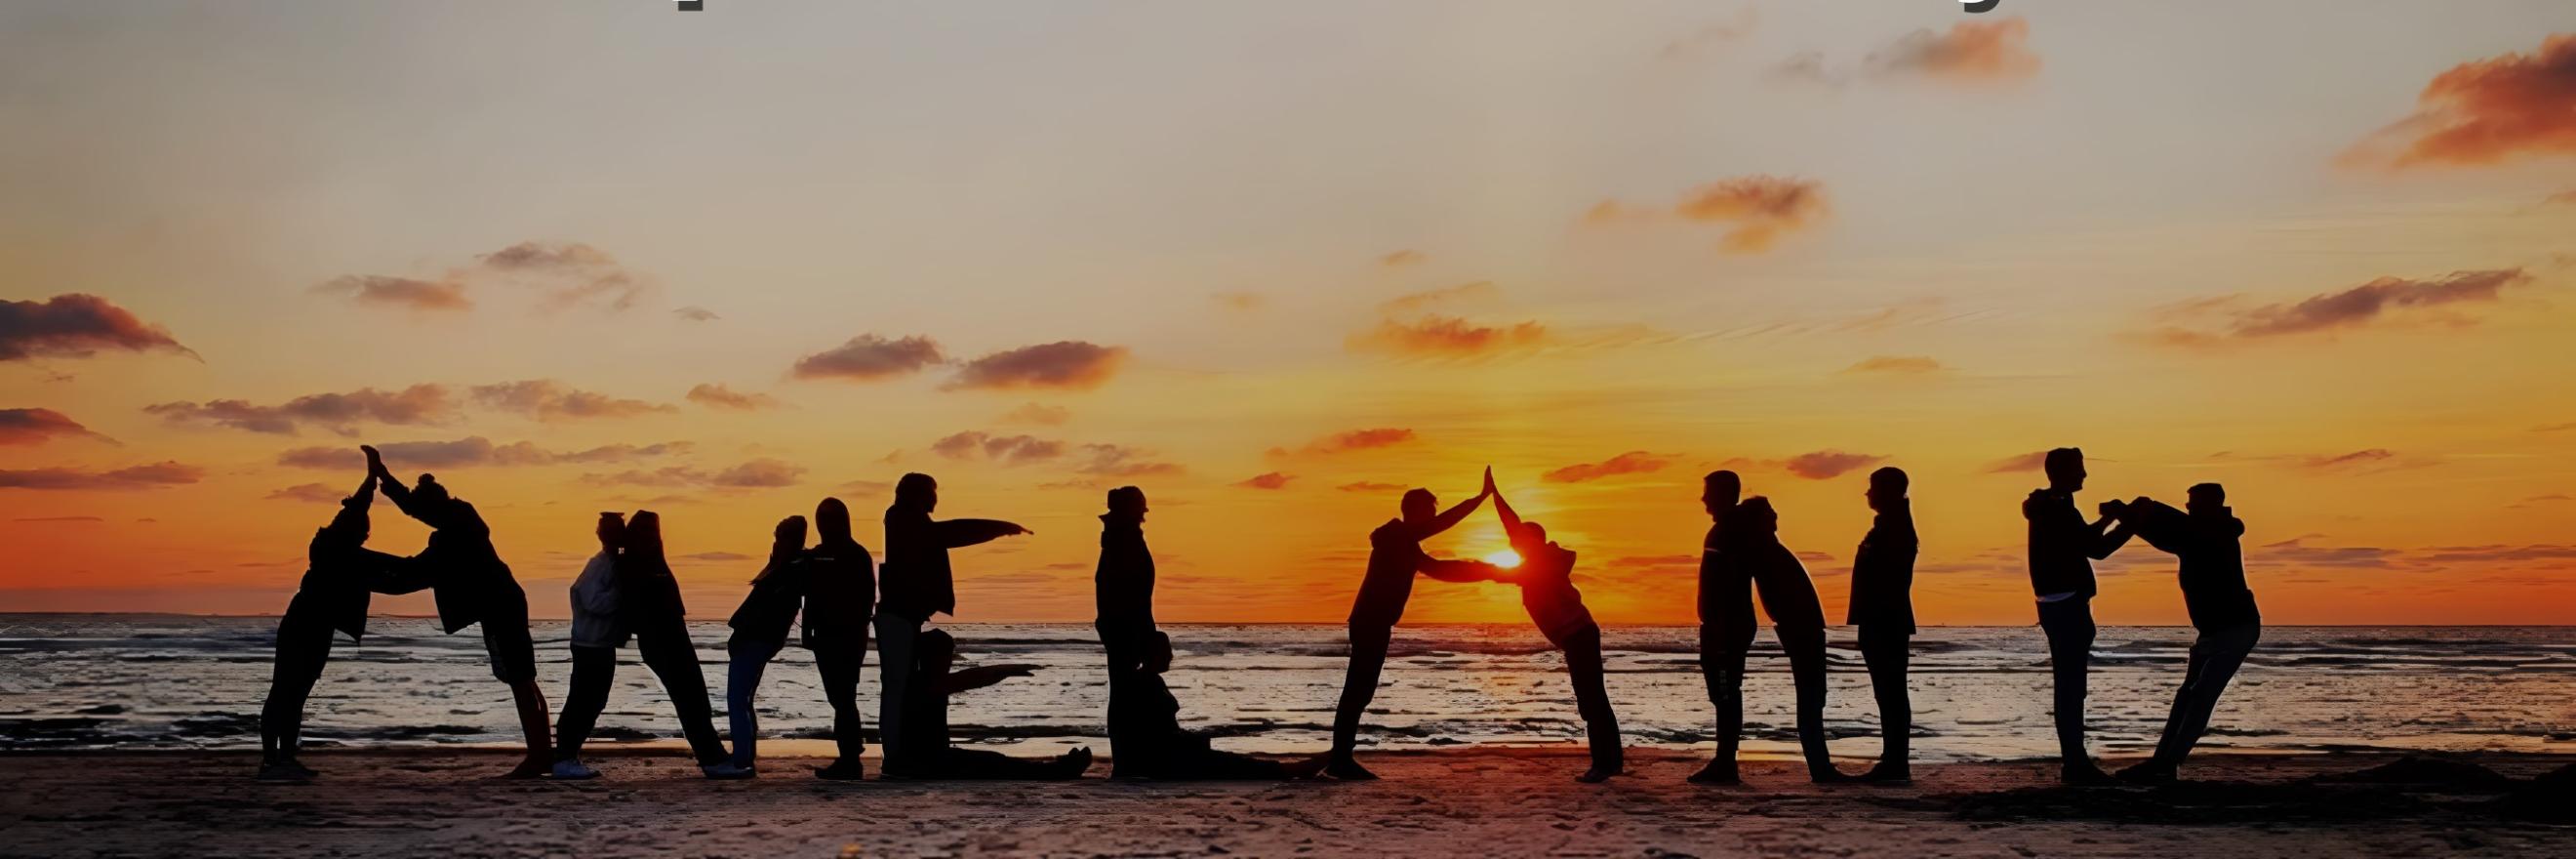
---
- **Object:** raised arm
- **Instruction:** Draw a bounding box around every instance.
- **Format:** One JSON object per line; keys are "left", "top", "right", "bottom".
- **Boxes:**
{"left": 936, "top": 663, "right": 1041, "bottom": 695}
{"left": 1420, "top": 469, "right": 1495, "bottom": 539}
{"left": 1491, "top": 470, "right": 1520, "bottom": 537}
{"left": 1418, "top": 551, "right": 1504, "bottom": 584}
{"left": 935, "top": 517, "right": 1030, "bottom": 549}
{"left": 2085, "top": 504, "right": 2137, "bottom": 560}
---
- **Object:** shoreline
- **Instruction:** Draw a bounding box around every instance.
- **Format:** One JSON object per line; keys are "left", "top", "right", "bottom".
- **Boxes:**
{"left": 4, "top": 748, "right": 2567, "bottom": 857}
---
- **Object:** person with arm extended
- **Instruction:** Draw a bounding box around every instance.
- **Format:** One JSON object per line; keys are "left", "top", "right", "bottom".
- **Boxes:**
{"left": 363, "top": 445, "right": 553, "bottom": 778}
{"left": 1326, "top": 470, "right": 1500, "bottom": 780}
{"left": 1847, "top": 467, "right": 1918, "bottom": 784}
{"left": 1689, "top": 470, "right": 1756, "bottom": 785}
{"left": 798, "top": 498, "right": 877, "bottom": 780}
{"left": 895, "top": 629, "right": 1093, "bottom": 780}
{"left": 706, "top": 513, "right": 811, "bottom": 779}
{"left": 550, "top": 512, "right": 629, "bottom": 780}
{"left": 2022, "top": 447, "right": 2137, "bottom": 786}
{"left": 2116, "top": 483, "right": 2262, "bottom": 785}
{"left": 257, "top": 470, "right": 412, "bottom": 781}
{"left": 874, "top": 473, "right": 1028, "bottom": 777}
{"left": 1490, "top": 475, "right": 1624, "bottom": 783}
{"left": 1093, "top": 485, "right": 1158, "bottom": 778}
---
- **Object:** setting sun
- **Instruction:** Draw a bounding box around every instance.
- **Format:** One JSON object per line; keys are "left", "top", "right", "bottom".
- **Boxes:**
{"left": 1483, "top": 550, "right": 1524, "bottom": 569}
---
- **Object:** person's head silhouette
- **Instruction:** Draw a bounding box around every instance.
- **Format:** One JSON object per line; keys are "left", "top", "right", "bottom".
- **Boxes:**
{"left": 323, "top": 494, "right": 371, "bottom": 544}
{"left": 2188, "top": 482, "right": 2226, "bottom": 513}
{"left": 414, "top": 473, "right": 451, "bottom": 507}
{"left": 1107, "top": 485, "right": 1147, "bottom": 521}
{"left": 624, "top": 511, "right": 664, "bottom": 557}
{"left": 894, "top": 472, "right": 938, "bottom": 513}
{"left": 594, "top": 511, "right": 624, "bottom": 552}
{"left": 1399, "top": 488, "right": 1438, "bottom": 528}
{"left": 1738, "top": 496, "right": 1781, "bottom": 535}
{"left": 776, "top": 512, "right": 810, "bottom": 549}
{"left": 1703, "top": 470, "right": 1742, "bottom": 520}
{"left": 815, "top": 496, "right": 852, "bottom": 543}
{"left": 1508, "top": 519, "right": 1549, "bottom": 553}
{"left": 2043, "top": 448, "right": 2085, "bottom": 492}
{"left": 918, "top": 628, "right": 957, "bottom": 674}
{"left": 1869, "top": 467, "right": 1909, "bottom": 511}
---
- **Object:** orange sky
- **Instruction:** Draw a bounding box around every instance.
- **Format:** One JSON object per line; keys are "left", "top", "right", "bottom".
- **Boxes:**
{"left": 4, "top": 4, "right": 2573, "bottom": 625}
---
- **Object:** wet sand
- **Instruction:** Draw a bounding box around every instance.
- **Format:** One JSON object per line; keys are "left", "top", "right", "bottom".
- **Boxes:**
{"left": 1, "top": 749, "right": 2567, "bottom": 858}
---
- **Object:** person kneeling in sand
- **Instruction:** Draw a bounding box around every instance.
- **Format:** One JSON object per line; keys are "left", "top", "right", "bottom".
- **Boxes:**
{"left": 1108, "top": 632, "right": 1328, "bottom": 780}
{"left": 891, "top": 630, "right": 1092, "bottom": 780}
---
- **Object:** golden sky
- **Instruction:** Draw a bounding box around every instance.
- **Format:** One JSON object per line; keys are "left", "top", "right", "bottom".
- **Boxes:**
{"left": 5, "top": 2, "right": 2573, "bottom": 625}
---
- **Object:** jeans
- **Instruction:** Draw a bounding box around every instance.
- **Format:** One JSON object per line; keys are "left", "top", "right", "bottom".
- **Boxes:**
{"left": 2153, "top": 622, "right": 2261, "bottom": 766}
{"left": 813, "top": 635, "right": 869, "bottom": 766}
{"left": 1698, "top": 622, "right": 1754, "bottom": 760}
{"left": 554, "top": 645, "right": 617, "bottom": 762}
{"left": 260, "top": 617, "right": 336, "bottom": 759}
{"left": 2036, "top": 596, "right": 2097, "bottom": 764}
{"left": 1560, "top": 625, "right": 1622, "bottom": 772}
{"left": 1776, "top": 625, "right": 1834, "bottom": 773}
{"left": 872, "top": 613, "right": 924, "bottom": 772}
{"left": 1330, "top": 624, "right": 1395, "bottom": 758}
{"left": 723, "top": 638, "right": 784, "bottom": 768}
{"left": 1857, "top": 625, "right": 1912, "bottom": 765}
{"left": 1097, "top": 621, "right": 1153, "bottom": 773}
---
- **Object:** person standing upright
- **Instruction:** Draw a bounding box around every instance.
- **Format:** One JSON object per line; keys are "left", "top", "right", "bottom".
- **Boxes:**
{"left": 1325, "top": 470, "right": 1501, "bottom": 780}
{"left": 800, "top": 498, "right": 877, "bottom": 780}
{"left": 1093, "top": 485, "right": 1158, "bottom": 778}
{"left": 1847, "top": 467, "right": 1918, "bottom": 783}
{"left": 551, "top": 512, "right": 628, "bottom": 779}
{"left": 1689, "top": 470, "right": 1754, "bottom": 784}
{"left": 875, "top": 473, "right": 1028, "bottom": 777}
{"left": 2023, "top": 447, "right": 2137, "bottom": 785}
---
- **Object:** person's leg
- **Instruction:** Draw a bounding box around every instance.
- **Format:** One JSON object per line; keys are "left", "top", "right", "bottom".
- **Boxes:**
{"left": 554, "top": 645, "right": 615, "bottom": 767}
{"left": 2157, "top": 623, "right": 2259, "bottom": 769}
{"left": 1326, "top": 624, "right": 1393, "bottom": 778}
{"left": 482, "top": 610, "right": 552, "bottom": 777}
{"left": 935, "top": 747, "right": 1093, "bottom": 780}
{"left": 872, "top": 614, "right": 919, "bottom": 774}
{"left": 1175, "top": 745, "right": 1293, "bottom": 780}
{"left": 1563, "top": 626, "right": 1622, "bottom": 782}
{"left": 1691, "top": 622, "right": 1754, "bottom": 783}
{"left": 259, "top": 623, "right": 331, "bottom": 777}
{"left": 1098, "top": 622, "right": 1147, "bottom": 776}
{"left": 721, "top": 639, "right": 778, "bottom": 770}
{"left": 812, "top": 640, "right": 867, "bottom": 777}
{"left": 1857, "top": 628, "right": 1912, "bottom": 781}
{"left": 1779, "top": 626, "right": 1844, "bottom": 781}
{"left": 2037, "top": 599, "right": 2110, "bottom": 783}
{"left": 637, "top": 623, "right": 727, "bottom": 767}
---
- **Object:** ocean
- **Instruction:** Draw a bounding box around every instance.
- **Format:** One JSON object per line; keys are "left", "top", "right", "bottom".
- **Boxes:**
{"left": 1, "top": 615, "right": 2567, "bottom": 762}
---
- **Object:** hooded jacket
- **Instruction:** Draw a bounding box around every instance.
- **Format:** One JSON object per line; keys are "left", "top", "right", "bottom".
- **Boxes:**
{"left": 1846, "top": 501, "right": 1918, "bottom": 633}
{"left": 1095, "top": 514, "right": 1156, "bottom": 629}
{"left": 878, "top": 507, "right": 1018, "bottom": 621}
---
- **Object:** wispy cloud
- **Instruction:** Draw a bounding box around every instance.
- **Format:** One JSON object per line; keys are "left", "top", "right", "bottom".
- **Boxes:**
{"left": 2146, "top": 268, "right": 2530, "bottom": 346}
{"left": 0, "top": 461, "right": 202, "bottom": 491}
{"left": 471, "top": 380, "right": 673, "bottom": 421}
{"left": 0, "top": 408, "right": 113, "bottom": 446}
{"left": 1235, "top": 471, "right": 1295, "bottom": 490}
{"left": 1841, "top": 355, "right": 1946, "bottom": 376}
{"left": 929, "top": 430, "right": 1066, "bottom": 465}
{"left": 999, "top": 403, "right": 1070, "bottom": 426}
{"left": 1728, "top": 449, "right": 1887, "bottom": 480}
{"left": 277, "top": 437, "right": 692, "bottom": 470}
{"left": 1865, "top": 17, "right": 2041, "bottom": 83}
{"left": 0, "top": 294, "right": 194, "bottom": 362}
{"left": 1586, "top": 177, "right": 1829, "bottom": 253}
{"left": 145, "top": 385, "right": 455, "bottom": 435}
{"left": 1378, "top": 249, "right": 1427, "bottom": 267}
{"left": 264, "top": 483, "right": 347, "bottom": 504}
{"left": 791, "top": 334, "right": 946, "bottom": 382}
{"left": 2342, "top": 34, "right": 2576, "bottom": 169}
{"left": 1543, "top": 451, "right": 1675, "bottom": 483}
{"left": 685, "top": 383, "right": 782, "bottom": 411}
{"left": 1269, "top": 428, "right": 1417, "bottom": 459}
{"left": 946, "top": 342, "right": 1129, "bottom": 391}
{"left": 313, "top": 275, "right": 470, "bottom": 312}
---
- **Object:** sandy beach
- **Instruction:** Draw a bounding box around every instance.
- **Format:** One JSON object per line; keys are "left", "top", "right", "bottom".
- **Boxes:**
{"left": 3, "top": 748, "right": 2567, "bottom": 858}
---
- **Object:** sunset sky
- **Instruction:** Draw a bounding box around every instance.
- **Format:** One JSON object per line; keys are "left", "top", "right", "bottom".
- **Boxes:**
{"left": 5, "top": 2, "right": 2573, "bottom": 626}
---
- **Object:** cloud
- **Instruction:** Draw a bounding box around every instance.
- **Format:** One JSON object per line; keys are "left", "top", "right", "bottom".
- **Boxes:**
{"left": 15, "top": 515, "right": 103, "bottom": 523}
{"left": 2538, "top": 422, "right": 2576, "bottom": 432}
{"left": 929, "top": 430, "right": 1066, "bottom": 465}
{"left": 792, "top": 334, "right": 947, "bottom": 382}
{"left": 476, "top": 242, "right": 652, "bottom": 312}
{"left": 0, "top": 294, "right": 194, "bottom": 362}
{"left": 582, "top": 458, "right": 806, "bottom": 490}
{"left": 2342, "top": 34, "right": 2576, "bottom": 169}
{"left": 1377, "top": 282, "right": 1500, "bottom": 315}
{"left": 1379, "top": 250, "right": 1427, "bottom": 267}
{"left": 1272, "top": 428, "right": 1417, "bottom": 459}
{"left": 1730, "top": 449, "right": 1887, "bottom": 480}
{"left": 1350, "top": 315, "right": 1549, "bottom": 358}
{"left": 2416, "top": 544, "right": 2576, "bottom": 564}
{"left": 1658, "top": 8, "right": 1759, "bottom": 62}
{"left": 2148, "top": 268, "right": 2530, "bottom": 345}
{"left": 312, "top": 275, "right": 472, "bottom": 312}
{"left": 946, "top": 341, "right": 1129, "bottom": 390}
{"left": 1543, "top": 451, "right": 1675, "bottom": 483}
{"left": 1336, "top": 481, "right": 1406, "bottom": 493}
{"left": 999, "top": 403, "right": 1070, "bottom": 426}
{"left": 1211, "top": 292, "right": 1267, "bottom": 311}
{"left": 2303, "top": 449, "right": 2396, "bottom": 470}
{"left": 673, "top": 306, "right": 719, "bottom": 322}
{"left": 1586, "top": 177, "right": 1829, "bottom": 253}
{"left": 1841, "top": 355, "right": 1945, "bottom": 375}
{"left": 0, "top": 408, "right": 110, "bottom": 445}
{"left": 0, "top": 461, "right": 203, "bottom": 491}
{"left": 277, "top": 436, "right": 690, "bottom": 470}
{"left": 1984, "top": 450, "right": 2051, "bottom": 473}
{"left": 1235, "top": 471, "right": 1296, "bottom": 490}
{"left": 1865, "top": 17, "right": 2041, "bottom": 83}
{"left": 470, "top": 380, "right": 673, "bottom": 421}
{"left": 711, "top": 459, "right": 805, "bottom": 488}
{"left": 144, "top": 385, "right": 456, "bottom": 435}
{"left": 1770, "top": 51, "right": 1840, "bottom": 86}
{"left": 1074, "top": 443, "right": 1184, "bottom": 478}
{"left": 264, "top": 483, "right": 347, "bottom": 504}
{"left": 685, "top": 383, "right": 782, "bottom": 411}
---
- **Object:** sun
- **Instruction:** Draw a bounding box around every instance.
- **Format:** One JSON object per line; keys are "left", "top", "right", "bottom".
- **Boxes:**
{"left": 1482, "top": 550, "right": 1523, "bottom": 569}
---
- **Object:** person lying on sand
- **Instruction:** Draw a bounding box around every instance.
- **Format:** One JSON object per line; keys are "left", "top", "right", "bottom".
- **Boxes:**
{"left": 890, "top": 629, "right": 1092, "bottom": 780}
{"left": 1108, "top": 632, "right": 1328, "bottom": 781}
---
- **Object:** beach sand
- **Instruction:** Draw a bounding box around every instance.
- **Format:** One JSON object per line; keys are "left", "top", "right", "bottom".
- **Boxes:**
{"left": 2, "top": 749, "right": 2567, "bottom": 858}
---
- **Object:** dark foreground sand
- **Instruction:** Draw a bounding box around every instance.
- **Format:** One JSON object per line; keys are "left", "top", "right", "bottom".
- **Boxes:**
{"left": 2, "top": 749, "right": 2568, "bottom": 858}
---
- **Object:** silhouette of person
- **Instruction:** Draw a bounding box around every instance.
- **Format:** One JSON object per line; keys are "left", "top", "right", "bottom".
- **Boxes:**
{"left": 1847, "top": 467, "right": 1918, "bottom": 783}
{"left": 894, "top": 629, "right": 1093, "bottom": 780}
{"left": 553, "top": 511, "right": 729, "bottom": 775}
{"left": 1713, "top": 496, "right": 1850, "bottom": 783}
{"left": 799, "top": 498, "right": 877, "bottom": 780}
{"left": 257, "top": 471, "right": 414, "bottom": 781}
{"left": 1489, "top": 474, "right": 1623, "bottom": 783}
{"left": 1111, "top": 632, "right": 1329, "bottom": 780}
{"left": 875, "top": 473, "right": 1028, "bottom": 777}
{"left": 551, "top": 511, "right": 629, "bottom": 779}
{"left": 706, "top": 513, "right": 811, "bottom": 779}
{"left": 1689, "top": 470, "right": 1752, "bottom": 784}
{"left": 1093, "top": 485, "right": 1158, "bottom": 778}
{"left": 2114, "top": 483, "right": 2261, "bottom": 784}
{"left": 2023, "top": 447, "right": 2137, "bottom": 785}
{"left": 1327, "top": 472, "right": 1501, "bottom": 780}
{"left": 362, "top": 445, "right": 553, "bottom": 778}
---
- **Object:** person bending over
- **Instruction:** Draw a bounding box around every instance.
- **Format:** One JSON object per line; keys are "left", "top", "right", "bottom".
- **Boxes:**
{"left": 2113, "top": 483, "right": 2262, "bottom": 785}
{"left": 706, "top": 513, "right": 811, "bottom": 779}
{"left": 257, "top": 471, "right": 414, "bottom": 781}
{"left": 1490, "top": 474, "right": 1623, "bottom": 783}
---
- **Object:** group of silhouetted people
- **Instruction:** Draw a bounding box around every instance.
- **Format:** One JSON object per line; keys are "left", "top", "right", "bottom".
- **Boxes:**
{"left": 258, "top": 444, "right": 2260, "bottom": 788}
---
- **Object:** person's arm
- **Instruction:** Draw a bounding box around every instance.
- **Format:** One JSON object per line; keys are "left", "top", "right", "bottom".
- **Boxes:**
{"left": 2085, "top": 512, "right": 2136, "bottom": 560}
{"left": 936, "top": 663, "right": 1041, "bottom": 695}
{"left": 1419, "top": 553, "right": 1505, "bottom": 583}
{"left": 934, "top": 518, "right": 1030, "bottom": 549}
{"left": 1491, "top": 471, "right": 1521, "bottom": 537}
{"left": 369, "top": 552, "right": 435, "bottom": 595}
{"left": 1419, "top": 470, "right": 1494, "bottom": 539}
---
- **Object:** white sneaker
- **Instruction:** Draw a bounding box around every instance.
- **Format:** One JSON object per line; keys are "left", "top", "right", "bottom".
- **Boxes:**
{"left": 552, "top": 759, "right": 599, "bottom": 780}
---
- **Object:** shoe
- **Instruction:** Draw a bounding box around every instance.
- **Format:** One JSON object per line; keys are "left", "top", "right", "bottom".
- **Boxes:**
{"left": 2115, "top": 761, "right": 2178, "bottom": 785}
{"left": 1810, "top": 767, "right": 1861, "bottom": 784}
{"left": 1279, "top": 756, "right": 1331, "bottom": 780}
{"left": 815, "top": 760, "right": 867, "bottom": 781}
{"left": 705, "top": 762, "right": 755, "bottom": 780}
{"left": 277, "top": 757, "right": 319, "bottom": 779}
{"left": 503, "top": 757, "right": 552, "bottom": 779}
{"left": 2061, "top": 761, "right": 2121, "bottom": 787}
{"left": 1052, "top": 747, "right": 1095, "bottom": 779}
{"left": 1320, "top": 757, "right": 1378, "bottom": 781}
{"left": 551, "top": 759, "right": 600, "bottom": 780}
{"left": 1859, "top": 762, "right": 1912, "bottom": 785}
{"left": 1686, "top": 758, "right": 1740, "bottom": 785}
{"left": 254, "top": 761, "right": 309, "bottom": 782}
{"left": 1576, "top": 766, "right": 1620, "bottom": 784}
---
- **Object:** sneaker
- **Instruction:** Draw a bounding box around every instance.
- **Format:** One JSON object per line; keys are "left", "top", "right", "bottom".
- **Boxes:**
{"left": 1575, "top": 766, "right": 1620, "bottom": 784}
{"left": 551, "top": 759, "right": 600, "bottom": 780}
{"left": 706, "top": 762, "right": 756, "bottom": 780}
{"left": 254, "top": 761, "right": 309, "bottom": 782}
{"left": 2115, "top": 761, "right": 2178, "bottom": 785}
{"left": 815, "top": 760, "right": 867, "bottom": 781}
{"left": 2061, "top": 761, "right": 2122, "bottom": 787}
{"left": 1859, "top": 762, "right": 1912, "bottom": 785}
{"left": 1810, "top": 767, "right": 1861, "bottom": 784}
